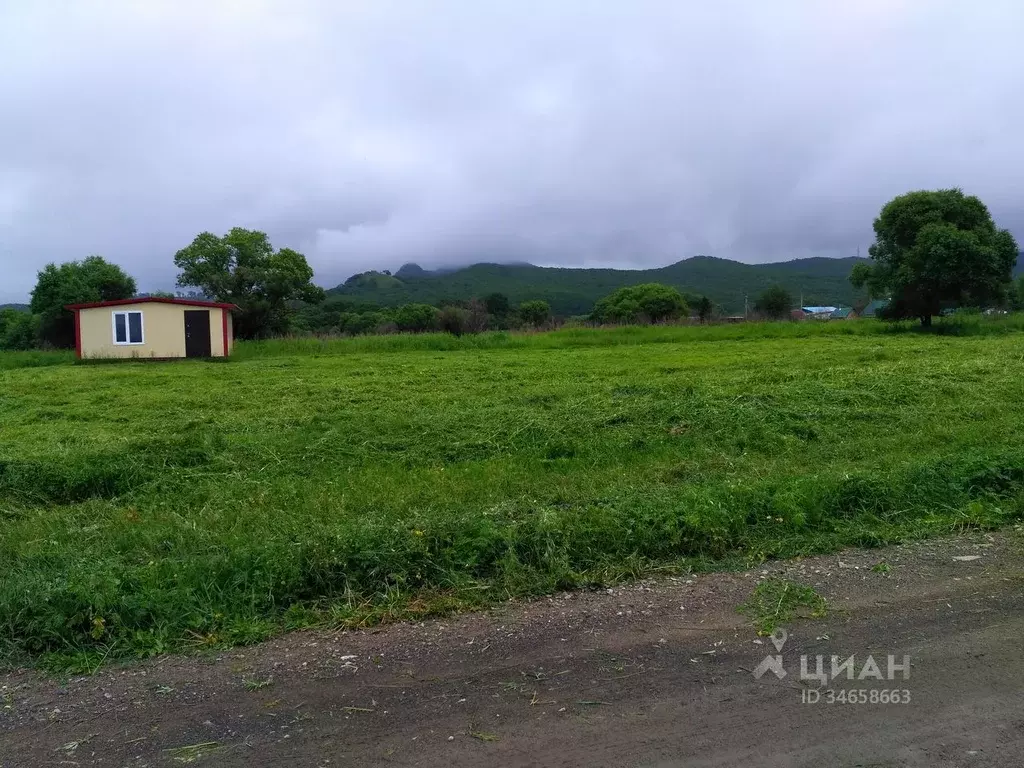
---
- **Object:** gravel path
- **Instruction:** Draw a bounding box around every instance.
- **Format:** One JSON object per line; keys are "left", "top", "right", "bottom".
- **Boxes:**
{"left": 2, "top": 528, "right": 1022, "bottom": 767}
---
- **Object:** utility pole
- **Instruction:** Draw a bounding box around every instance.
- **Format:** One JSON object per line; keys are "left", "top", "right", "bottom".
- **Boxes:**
{"left": 744, "top": 293, "right": 749, "bottom": 320}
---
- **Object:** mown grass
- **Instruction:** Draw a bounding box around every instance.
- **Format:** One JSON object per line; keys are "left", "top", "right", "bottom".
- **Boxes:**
{"left": 3, "top": 320, "right": 1024, "bottom": 670}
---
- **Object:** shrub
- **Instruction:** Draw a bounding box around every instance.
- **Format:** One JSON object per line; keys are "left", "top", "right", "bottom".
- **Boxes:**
{"left": 0, "top": 309, "right": 40, "bottom": 351}
{"left": 438, "top": 305, "right": 471, "bottom": 336}
{"left": 394, "top": 303, "right": 440, "bottom": 333}
{"left": 518, "top": 300, "right": 552, "bottom": 328}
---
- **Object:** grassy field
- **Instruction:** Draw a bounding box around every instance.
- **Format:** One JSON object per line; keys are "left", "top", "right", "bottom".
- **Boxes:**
{"left": 3, "top": 320, "right": 1024, "bottom": 670}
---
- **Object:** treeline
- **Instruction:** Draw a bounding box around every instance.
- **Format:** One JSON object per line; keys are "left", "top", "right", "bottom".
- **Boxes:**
{"left": 291, "top": 294, "right": 554, "bottom": 336}
{"left": 290, "top": 283, "right": 728, "bottom": 338}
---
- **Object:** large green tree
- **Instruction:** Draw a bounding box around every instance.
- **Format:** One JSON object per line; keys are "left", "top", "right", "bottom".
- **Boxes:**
{"left": 591, "top": 283, "right": 688, "bottom": 324}
{"left": 851, "top": 189, "right": 1019, "bottom": 326}
{"left": 30, "top": 256, "right": 137, "bottom": 348}
{"left": 694, "top": 295, "right": 714, "bottom": 323}
{"left": 753, "top": 285, "right": 793, "bottom": 320}
{"left": 483, "top": 292, "right": 511, "bottom": 317}
{"left": 174, "top": 228, "right": 325, "bottom": 339}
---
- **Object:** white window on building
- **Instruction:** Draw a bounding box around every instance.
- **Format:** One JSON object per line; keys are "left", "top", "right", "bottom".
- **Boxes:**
{"left": 112, "top": 310, "right": 144, "bottom": 345}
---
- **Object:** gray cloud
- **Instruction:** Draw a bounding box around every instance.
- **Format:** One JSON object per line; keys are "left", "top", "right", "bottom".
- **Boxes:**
{"left": 2, "top": 0, "right": 1023, "bottom": 301}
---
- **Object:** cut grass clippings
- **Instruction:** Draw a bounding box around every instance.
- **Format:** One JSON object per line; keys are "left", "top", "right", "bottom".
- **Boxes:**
{"left": 3, "top": 320, "right": 1024, "bottom": 670}
{"left": 740, "top": 579, "right": 828, "bottom": 635}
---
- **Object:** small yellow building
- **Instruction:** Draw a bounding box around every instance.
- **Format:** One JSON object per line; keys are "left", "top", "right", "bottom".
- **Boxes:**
{"left": 65, "top": 298, "right": 237, "bottom": 360}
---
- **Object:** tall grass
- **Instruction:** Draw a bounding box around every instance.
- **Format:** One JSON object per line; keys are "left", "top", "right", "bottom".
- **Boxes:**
{"left": 3, "top": 325, "right": 1024, "bottom": 669}
{"left": 232, "top": 314, "right": 1024, "bottom": 359}
{"left": 0, "top": 348, "right": 75, "bottom": 370}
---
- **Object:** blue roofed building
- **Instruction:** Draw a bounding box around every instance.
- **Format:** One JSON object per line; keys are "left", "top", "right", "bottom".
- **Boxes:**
{"left": 799, "top": 306, "right": 838, "bottom": 320}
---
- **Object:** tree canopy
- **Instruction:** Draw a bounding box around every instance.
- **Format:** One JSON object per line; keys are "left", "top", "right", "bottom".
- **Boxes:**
{"left": 518, "top": 299, "right": 552, "bottom": 327}
{"left": 695, "top": 295, "right": 714, "bottom": 323}
{"left": 591, "top": 283, "right": 688, "bottom": 324}
{"left": 753, "top": 285, "right": 792, "bottom": 320}
{"left": 851, "top": 189, "right": 1019, "bottom": 326}
{"left": 174, "top": 228, "right": 325, "bottom": 339}
{"left": 1010, "top": 276, "right": 1024, "bottom": 311}
{"left": 393, "top": 303, "right": 439, "bottom": 332}
{"left": 29, "top": 256, "right": 137, "bottom": 348}
{"left": 0, "top": 308, "right": 39, "bottom": 351}
{"left": 483, "top": 292, "right": 511, "bottom": 317}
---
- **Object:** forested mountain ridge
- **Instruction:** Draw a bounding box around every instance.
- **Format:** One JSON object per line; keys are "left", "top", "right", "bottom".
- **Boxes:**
{"left": 329, "top": 255, "right": 871, "bottom": 315}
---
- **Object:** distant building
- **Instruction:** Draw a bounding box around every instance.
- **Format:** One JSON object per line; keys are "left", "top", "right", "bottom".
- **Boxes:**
{"left": 829, "top": 307, "right": 853, "bottom": 320}
{"left": 65, "top": 297, "right": 237, "bottom": 360}
{"left": 857, "top": 299, "right": 889, "bottom": 318}
{"left": 800, "top": 306, "right": 837, "bottom": 320}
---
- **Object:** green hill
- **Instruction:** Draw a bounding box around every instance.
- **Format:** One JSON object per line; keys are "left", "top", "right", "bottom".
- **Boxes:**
{"left": 328, "top": 255, "right": 871, "bottom": 315}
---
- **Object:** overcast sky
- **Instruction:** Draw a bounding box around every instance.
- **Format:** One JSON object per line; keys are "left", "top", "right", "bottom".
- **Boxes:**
{"left": 2, "top": 1, "right": 1023, "bottom": 301}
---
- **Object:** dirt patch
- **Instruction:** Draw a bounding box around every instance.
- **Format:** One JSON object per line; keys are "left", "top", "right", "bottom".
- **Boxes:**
{"left": 2, "top": 529, "right": 1023, "bottom": 767}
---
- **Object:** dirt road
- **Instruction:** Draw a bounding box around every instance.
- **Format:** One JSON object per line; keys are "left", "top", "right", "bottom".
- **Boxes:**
{"left": 3, "top": 530, "right": 1022, "bottom": 767}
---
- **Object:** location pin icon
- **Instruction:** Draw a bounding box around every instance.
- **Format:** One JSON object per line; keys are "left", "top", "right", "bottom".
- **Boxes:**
{"left": 770, "top": 627, "right": 788, "bottom": 652}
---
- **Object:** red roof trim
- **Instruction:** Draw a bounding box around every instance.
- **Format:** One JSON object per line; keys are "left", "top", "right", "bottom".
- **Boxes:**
{"left": 64, "top": 297, "right": 238, "bottom": 311}
{"left": 74, "top": 309, "right": 82, "bottom": 359}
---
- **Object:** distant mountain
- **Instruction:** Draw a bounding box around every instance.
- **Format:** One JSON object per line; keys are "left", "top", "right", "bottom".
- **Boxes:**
{"left": 395, "top": 263, "right": 430, "bottom": 279}
{"left": 395, "top": 261, "right": 518, "bottom": 278}
{"left": 1015, "top": 252, "right": 1024, "bottom": 277}
{"left": 0, "top": 303, "right": 29, "bottom": 312}
{"left": 328, "top": 255, "right": 871, "bottom": 315}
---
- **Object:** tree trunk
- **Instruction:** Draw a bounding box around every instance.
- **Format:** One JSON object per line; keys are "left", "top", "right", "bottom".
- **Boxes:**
{"left": 921, "top": 314, "right": 932, "bottom": 328}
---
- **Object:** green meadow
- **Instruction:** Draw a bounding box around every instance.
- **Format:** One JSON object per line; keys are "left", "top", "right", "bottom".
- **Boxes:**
{"left": 3, "top": 319, "right": 1024, "bottom": 669}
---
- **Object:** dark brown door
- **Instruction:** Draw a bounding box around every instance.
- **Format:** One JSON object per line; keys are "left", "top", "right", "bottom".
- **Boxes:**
{"left": 183, "top": 310, "right": 212, "bottom": 357}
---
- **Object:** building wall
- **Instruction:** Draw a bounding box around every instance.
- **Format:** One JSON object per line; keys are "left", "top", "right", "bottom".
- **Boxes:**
{"left": 78, "top": 303, "right": 232, "bottom": 359}
{"left": 209, "top": 307, "right": 229, "bottom": 357}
